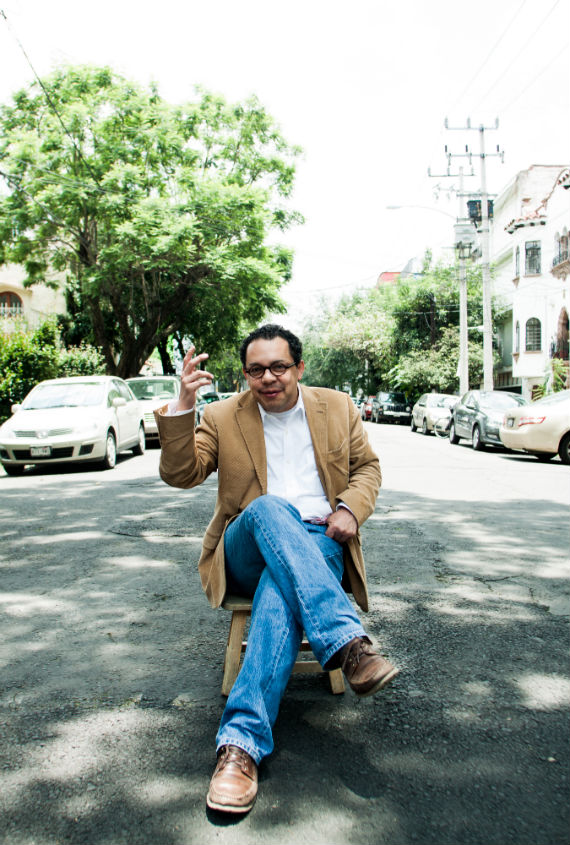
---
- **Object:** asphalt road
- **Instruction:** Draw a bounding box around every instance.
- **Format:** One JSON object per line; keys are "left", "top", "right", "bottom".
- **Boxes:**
{"left": 1, "top": 422, "right": 568, "bottom": 845}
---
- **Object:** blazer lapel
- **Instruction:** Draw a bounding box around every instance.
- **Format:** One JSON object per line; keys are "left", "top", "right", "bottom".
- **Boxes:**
{"left": 235, "top": 391, "right": 267, "bottom": 492}
{"left": 301, "top": 385, "right": 331, "bottom": 499}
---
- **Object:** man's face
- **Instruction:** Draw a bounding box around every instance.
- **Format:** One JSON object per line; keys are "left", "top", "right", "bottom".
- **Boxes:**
{"left": 243, "top": 337, "right": 304, "bottom": 413}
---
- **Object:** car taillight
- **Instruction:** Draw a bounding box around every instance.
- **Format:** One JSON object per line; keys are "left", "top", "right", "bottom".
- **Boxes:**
{"left": 518, "top": 415, "right": 546, "bottom": 427}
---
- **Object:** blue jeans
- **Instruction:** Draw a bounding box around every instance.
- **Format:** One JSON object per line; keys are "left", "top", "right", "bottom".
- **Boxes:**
{"left": 217, "top": 494, "right": 366, "bottom": 763}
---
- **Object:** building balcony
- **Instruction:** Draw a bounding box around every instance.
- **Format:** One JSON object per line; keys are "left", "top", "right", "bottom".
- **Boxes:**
{"left": 552, "top": 248, "right": 570, "bottom": 280}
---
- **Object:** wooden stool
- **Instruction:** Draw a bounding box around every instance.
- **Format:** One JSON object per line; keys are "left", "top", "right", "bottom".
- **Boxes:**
{"left": 221, "top": 594, "right": 345, "bottom": 696}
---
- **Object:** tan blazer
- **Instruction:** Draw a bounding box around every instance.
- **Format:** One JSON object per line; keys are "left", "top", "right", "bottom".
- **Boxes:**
{"left": 155, "top": 385, "right": 381, "bottom": 611}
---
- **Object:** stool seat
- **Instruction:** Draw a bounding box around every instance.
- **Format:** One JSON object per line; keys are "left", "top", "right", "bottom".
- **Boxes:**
{"left": 221, "top": 594, "right": 345, "bottom": 696}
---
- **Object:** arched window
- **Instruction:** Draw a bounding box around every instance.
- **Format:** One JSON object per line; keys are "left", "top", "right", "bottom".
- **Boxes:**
{"left": 0, "top": 291, "right": 23, "bottom": 318}
{"left": 514, "top": 321, "right": 520, "bottom": 353}
{"left": 525, "top": 318, "right": 542, "bottom": 352}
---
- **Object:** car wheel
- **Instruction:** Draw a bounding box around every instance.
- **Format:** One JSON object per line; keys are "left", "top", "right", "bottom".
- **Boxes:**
{"left": 101, "top": 431, "right": 117, "bottom": 470}
{"left": 421, "top": 418, "right": 429, "bottom": 435}
{"left": 132, "top": 424, "right": 145, "bottom": 456}
{"left": 2, "top": 462, "right": 25, "bottom": 476}
{"left": 472, "top": 425, "right": 485, "bottom": 451}
{"left": 449, "top": 421, "right": 460, "bottom": 444}
{"left": 558, "top": 432, "right": 570, "bottom": 465}
{"left": 410, "top": 416, "right": 417, "bottom": 432}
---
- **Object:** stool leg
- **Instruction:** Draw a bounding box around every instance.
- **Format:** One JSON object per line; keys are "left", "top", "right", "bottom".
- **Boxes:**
{"left": 222, "top": 610, "right": 248, "bottom": 696}
{"left": 328, "top": 668, "right": 345, "bottom": 694}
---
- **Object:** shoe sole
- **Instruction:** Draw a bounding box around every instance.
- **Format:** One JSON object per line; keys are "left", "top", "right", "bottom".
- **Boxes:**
{"left": 353, "top": 666, "right": 400, "bottom": 698}
{"left": 206, "top": 794, "right": 256, "bottom": 814}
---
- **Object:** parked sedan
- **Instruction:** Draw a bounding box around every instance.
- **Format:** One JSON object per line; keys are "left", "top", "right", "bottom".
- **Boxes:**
{"left": 411, "top": 393, "right": 458, "bottom": 434}
{"left": 126, "top": 375, "right": 180, "bottom": 443}
{"left": 499, "top": 389, "right": 570, "bottom": 463}
{"left": 0, "top": 376, "right": 145, "bottom": 475}
{"left": 371, "top": 391, "right": 412, "bottom": 425}
{"left": 195, "top": 391, "right": 220, "bottom": 424}
{"left": 449, "top": 389, "right": 527, "bottom": 450}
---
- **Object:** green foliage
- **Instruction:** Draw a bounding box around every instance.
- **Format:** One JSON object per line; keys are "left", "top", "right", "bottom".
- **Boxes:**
{"left": 533, "top": 357, "right": 569, "bottom": 399}
{"left": 0, "top": 322, "right": 105, "bottom": 422}
{"left": 0, "top": 66, "right": 301, "bottom": 377}
{"left": 301, "top": 253, "right": 502, "bottom": 399}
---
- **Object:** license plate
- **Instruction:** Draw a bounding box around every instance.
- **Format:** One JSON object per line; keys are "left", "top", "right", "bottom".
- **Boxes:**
{"left": 30, "top": 446, "right": 51, "bottom": 457}
{"left": 507, "top": 419, "right": 514, "bottom": 428}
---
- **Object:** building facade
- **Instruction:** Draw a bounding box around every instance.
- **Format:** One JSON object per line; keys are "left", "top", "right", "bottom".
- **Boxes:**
{"left": 0, "top": 264, "right": 66, "bottom": 334}
{"left": 490, "top": 165, "right": 570, "bottom": 399}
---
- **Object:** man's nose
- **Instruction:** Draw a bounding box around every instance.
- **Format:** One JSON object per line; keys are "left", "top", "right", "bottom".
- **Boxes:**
{"left": 260, "top": 367, "right": 276, "bottom": 381}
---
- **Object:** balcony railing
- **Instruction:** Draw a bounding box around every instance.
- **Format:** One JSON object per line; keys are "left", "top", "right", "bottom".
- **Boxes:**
{"left": 552, "top": 248, "right": 569, "bottom": 269}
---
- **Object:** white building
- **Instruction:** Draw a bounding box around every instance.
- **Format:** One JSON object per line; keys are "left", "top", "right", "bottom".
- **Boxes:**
{"left": 490, "top": 165, "right": 570, "bottom": 399}
{"left": 0, "top": 264, "right": 66, "bottom": 334}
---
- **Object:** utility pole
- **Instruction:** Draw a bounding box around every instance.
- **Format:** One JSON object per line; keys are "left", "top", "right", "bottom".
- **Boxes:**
{"left": 444, "top": 118, "right": 504, "bottom": 391}
{"left": 427, "top": 165, "right": 475, "bottom": 395}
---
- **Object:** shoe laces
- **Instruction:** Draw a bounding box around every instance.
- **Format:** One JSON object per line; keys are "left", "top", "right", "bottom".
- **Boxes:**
{"left": 218, "top": 745, "right": 251, "bottom": 773}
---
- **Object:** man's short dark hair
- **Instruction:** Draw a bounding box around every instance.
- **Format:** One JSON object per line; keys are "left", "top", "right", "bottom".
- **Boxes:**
{"left": 239, "top": 324, "right": 303, "bottom": 366}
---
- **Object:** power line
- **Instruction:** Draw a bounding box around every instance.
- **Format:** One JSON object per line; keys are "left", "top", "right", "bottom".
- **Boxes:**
{"left": 448, "top": 0, "right": 528, "bottom": 113}
{"left": 500, "top": 42, "right": 569, "bottom": 113}
{"left": 472, "top": 0, "right": 566, "bottom": 112}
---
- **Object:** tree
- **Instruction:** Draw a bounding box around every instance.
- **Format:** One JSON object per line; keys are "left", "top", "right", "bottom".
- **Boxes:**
{"left": 0, "top": 67, "right": 302, "bottom": 377}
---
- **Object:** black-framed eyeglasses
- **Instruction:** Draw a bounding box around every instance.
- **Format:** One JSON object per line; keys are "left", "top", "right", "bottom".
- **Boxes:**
{"left": 244, "top": 361, "right": 296, "bottom": 379}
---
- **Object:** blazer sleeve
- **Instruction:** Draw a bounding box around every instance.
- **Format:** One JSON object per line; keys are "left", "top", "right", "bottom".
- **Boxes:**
{"left": 154, "top": 404, "right": 219, "bottom": 489}
{"left": 334, "top": 396, "right": 381, "bottom": 526}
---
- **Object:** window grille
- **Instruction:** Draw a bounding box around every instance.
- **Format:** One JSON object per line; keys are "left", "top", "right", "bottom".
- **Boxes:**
{"left": 525, "top": 318, "right": 542, "bottom": 352}
{"left": 514, "top": 321, "right": 520, "bottom": 353}
{"left": 525, "top": 241, "right": 541, "bottom": 275}
{"left": 514, "top": 246, "right": 520, "bottom": 277}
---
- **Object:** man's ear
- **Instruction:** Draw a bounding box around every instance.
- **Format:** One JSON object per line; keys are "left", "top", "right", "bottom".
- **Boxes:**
{"left": 297, "top": 360, "right": 305, "bottom": 379}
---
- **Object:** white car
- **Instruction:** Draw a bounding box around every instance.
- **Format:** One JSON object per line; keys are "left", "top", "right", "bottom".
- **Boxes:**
{"left": 499, "top": 389, "right": 570, "bottom": 463}
{"left": 0, "top": 376, "right": 145, "bottom": 476}
{"left": 126, "top": 376, "right": 180, "bottom": 442}
{"left": 411, "top": 393, "right": 458, "bottom": 434}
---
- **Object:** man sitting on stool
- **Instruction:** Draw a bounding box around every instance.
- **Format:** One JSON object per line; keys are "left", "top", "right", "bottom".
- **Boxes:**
{"left": 155, "top": 324, "right": 399, "bottom": 814}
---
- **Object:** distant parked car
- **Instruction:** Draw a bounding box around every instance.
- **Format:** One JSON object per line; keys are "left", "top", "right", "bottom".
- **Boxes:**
{"left": 126, "top": 376, "right": 180, "bottom": 443}
{"left": 499, "top": 389, "right": 570, "bottom": 463}
{"left": 411, "top": 393, "right": 458, "bottom": 434}
{"left": 371, "top": 391, "right": 412, "bottom": 425}
{"left": 195, "top": 391, "right": 220, "bottom": 425}
{"left": 450, "top": 390, "right": 527, "bottom": 450}
{"left": 218, "top": 392, "right": 239, "bottom": 401}
{"left": 360, "top": 396, "right": 375, "bottom": 421}
{"left": 0, "top": 376, "right": 145, "bottom": 475}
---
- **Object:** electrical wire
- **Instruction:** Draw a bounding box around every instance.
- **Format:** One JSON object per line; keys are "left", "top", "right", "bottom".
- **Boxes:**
{"left": 499, "top": 42, "right": 569, "bottom": 113}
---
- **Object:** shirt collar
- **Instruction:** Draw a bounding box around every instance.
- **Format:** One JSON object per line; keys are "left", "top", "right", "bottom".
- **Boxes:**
{"left": 257, "top": 387, "right": 305, "bottom": 422}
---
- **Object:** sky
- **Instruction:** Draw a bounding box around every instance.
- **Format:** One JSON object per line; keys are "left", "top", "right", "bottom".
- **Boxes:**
{"left": 1, "top": 0, "right": 568, "bottom": 327}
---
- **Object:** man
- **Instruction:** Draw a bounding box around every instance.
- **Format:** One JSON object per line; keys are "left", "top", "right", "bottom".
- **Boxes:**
{"left": 155, "top": 324, "right": 398, "bottom": 814}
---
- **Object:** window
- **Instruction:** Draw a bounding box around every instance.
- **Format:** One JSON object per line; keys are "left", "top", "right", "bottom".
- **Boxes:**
{"left": 0, "top": 291, "right": 23, "bottom": 317}
{"left": 514, "top": 245, "right": 520, "bottom": 277}
{"left": 525, "top": 241, "right": 541, "bottom": 275}
{"left": 514, "top": 321, "right": 520, "bottom": 353}
{"left": 525, "top": 318, "right": 542, "bottom": 352}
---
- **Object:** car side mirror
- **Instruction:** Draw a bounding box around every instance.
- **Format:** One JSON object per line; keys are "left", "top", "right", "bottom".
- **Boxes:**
{"left": 10, "top": 403, "right": 21, "bottom": 414}
{"left": 112, "top": 397, "right": 127, "bottom": 407}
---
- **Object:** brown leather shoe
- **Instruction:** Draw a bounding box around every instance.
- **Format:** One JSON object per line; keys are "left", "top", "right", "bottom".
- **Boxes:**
{"left": 339, "top": 637, "right": 399, "bottom": 697}
{"left": 206, "top": 745, "right": 258, "bottom": 813}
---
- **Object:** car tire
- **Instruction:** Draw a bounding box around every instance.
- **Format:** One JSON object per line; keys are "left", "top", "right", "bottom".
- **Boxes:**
{"left": 449, "top": 421, "right": 460, "bottom": 444}
{"left": 101, "top": 431, "right": 117, "bottom": 470}
{"left": 410, "top": 417, "right": 417, "bottom": 432}
{"left": 132, "top": 424, "right": 145, "bottom": 456}
{"left": 2, "top": 462, "right": 25, "bottom": 476}
{"left": 421, "top": 418, "right": 429, "bottom": 435}
{"left": 558, "top": 432, "right": 570, "bottom": 465}
{"left": 472, "top": 425, "right": 485, "bottom": 451}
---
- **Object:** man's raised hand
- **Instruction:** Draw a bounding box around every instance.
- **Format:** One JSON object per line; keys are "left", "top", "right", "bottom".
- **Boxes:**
{"left": 178, "top": 345, "right": 214, "bottom": 412}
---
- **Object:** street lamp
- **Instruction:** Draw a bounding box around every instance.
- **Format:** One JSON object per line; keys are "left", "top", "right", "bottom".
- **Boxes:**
{"left": 386, "top": 204, "right": 456, "bottom": 219}
{"left": 454, "top": 223, "right": 477, "bottom": 396}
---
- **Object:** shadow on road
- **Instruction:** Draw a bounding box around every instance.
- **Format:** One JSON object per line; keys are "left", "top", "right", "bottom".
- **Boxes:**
{"left": 0, "top": 472, "right": 568, "bottom": 844}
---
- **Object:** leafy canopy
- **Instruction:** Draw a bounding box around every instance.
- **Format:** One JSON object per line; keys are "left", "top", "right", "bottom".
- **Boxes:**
{"left": 0, "top": 66, "right": 302, "bottom": 376}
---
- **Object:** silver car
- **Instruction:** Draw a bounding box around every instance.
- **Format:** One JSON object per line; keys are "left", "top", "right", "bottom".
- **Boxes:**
{"left": 0, "top": 376, "right": 145, "bottom": 475}
{"left": 126, "top": 376, "right": 180, "bottom": 443}
{"left": 411, "top": 393, "right": 458, "bottom": 435}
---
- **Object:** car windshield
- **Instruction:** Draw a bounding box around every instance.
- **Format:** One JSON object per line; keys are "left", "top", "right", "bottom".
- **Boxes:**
{"left": 479, "top": 393, "right": 526, "bottom": 411}
{"left": 436, "top": 396, "right": 457, "bottom": 408}
{"left": 22, "top": 382, "right": 106, "bottom": 410}
{"left": 128, "top": 379, "right": 178, "bottom": 400}
{"left": 381, "top": 392, "right": 407, "bottom": 403}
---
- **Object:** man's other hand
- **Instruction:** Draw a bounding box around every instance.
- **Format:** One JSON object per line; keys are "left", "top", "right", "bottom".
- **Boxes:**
{"left": 325, "top": 508, "right": 358, "bottom": 543}
{"left": 178, "top": 345, "right": 214, "bottom": 411}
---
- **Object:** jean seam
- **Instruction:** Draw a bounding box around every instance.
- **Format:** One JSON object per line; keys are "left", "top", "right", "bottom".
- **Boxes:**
{"left": 247, "top": 507, "right": 328, "bottom": 655}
